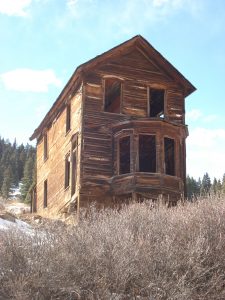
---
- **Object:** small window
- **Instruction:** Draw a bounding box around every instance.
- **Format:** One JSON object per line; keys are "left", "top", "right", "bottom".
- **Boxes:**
{"left": 104, "top": 78, "right": 121, "bottom": 113}
{"left": 164, "top": 137, "right": 175, "bottom": 176}
{"left": 139, "top": 135, "right": 156, "bottom": 172}
{"left": 66, "top": 103, "right": 71, "bottom": 133}
{"left": 119, "top": 136, "right": 130, "bottom": 174}
{"left": 149, "top": 88, "right": 165, "bottom": 117}
{"left": 71, "top": 135, "right": 78, "bottom": 196}
{"left": 43, "top": 133, "right": 48, "bottom": 161}
{"left": 43, "top": 179, "right": 48, "bottom": 208}
{"left": 64, "top": 153, "right": 70, "bottom": 189}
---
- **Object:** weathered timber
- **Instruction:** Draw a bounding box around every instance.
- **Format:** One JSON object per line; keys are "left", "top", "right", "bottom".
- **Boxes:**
{"left": 30, "top": 35, "right": 196, "bottom": 216}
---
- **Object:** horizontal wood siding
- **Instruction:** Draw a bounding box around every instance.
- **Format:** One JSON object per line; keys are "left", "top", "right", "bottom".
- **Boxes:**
{"left": 36, "top": 89, "right": 82, "bottom": 215}
{"left": 167, "top": 88, "right": 184, "bottom": 123}
{"left": 81, "top": 47, "right": 186, "bottom": 203}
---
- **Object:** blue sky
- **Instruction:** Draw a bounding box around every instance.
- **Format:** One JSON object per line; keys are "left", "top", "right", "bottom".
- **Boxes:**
{"left": 0, "top": 0, "right": 225, "bottom": 180}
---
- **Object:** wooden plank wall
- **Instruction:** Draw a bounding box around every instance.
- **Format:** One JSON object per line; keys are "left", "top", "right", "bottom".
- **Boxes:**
{"left": 80, "top": 47, "right": 186, "bottom": 203}
{"left": 36, "top": 88, "right": 82, "bottom": 215}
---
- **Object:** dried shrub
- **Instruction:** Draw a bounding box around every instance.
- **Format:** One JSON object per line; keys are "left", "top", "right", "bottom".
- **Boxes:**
{"left": 1, "top": 196, "right": 225, "bottom": 299}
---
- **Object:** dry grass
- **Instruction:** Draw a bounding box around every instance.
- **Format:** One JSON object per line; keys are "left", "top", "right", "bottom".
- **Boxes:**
{"left": 1, "top": 196, "right": 225, "bottom": 299}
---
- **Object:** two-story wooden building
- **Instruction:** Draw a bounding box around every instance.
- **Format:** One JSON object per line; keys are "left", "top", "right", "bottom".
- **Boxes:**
{"left": 30, "top": 35, "right": 196, "bottom": 216}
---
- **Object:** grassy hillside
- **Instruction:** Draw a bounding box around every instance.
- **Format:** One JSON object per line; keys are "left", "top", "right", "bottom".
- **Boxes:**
{"left": 1, "top": 196, "right": 225, "bottom": 299}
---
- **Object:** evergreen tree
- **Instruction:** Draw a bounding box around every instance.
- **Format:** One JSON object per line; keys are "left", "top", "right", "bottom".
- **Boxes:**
{"left": 20, "top": 156, "right": 35, "bottom": 202}
{"left": 212, "top": 178, "right": 218, "bottom": 194}
{"left": 17, "top": 144, "right": 26, "bottom": 180}
{"left": 217, "top": 179, "right": 222, "bottom": 195}
{"left": 1, "top": 167, "right": 13, "bottom": 198}
{"left": 201, "top": 173, "right": 211, "bottom": 195}
{"left": 222, "top": 174, "right": 225, "bottom": 194}
{"left": 0, "top": 136, "right": 36, "bottom": 200}
{"left": 186, "top": 175, "right": 200, "bottom": 199}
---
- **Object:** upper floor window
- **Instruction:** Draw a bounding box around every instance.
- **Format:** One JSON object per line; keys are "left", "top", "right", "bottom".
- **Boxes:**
{"left": 119, "top": 136, "right": 130, "bottom": 174}
{"left": 164, "top": 137, "right": 175, "bottom": 176}
{"left": 104, "top": 78, "right": 121, "bottom": 113}
{"left": 139, "top": 135, "right": 156, "bottom": 172}
{"left": 43, "top": 133, "right": 48, "bottom": 161}
{"left": 149, "top": 88, "right": 165, "bottom": 118}
{"left": 66, "top": 103, "right": 71, "bottom": 133}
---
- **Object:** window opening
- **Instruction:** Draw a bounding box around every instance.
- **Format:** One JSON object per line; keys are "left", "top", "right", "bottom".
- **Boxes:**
{"left": 31, "top": 186, "right": 37, "bottom": 213}
{"left": 119, "top": 136, "right": 130, "bottom": 174}
{"left": 64, "top": 153, "right": 70, "bottom": 189}
{"left": 105, "top": 78, "right": 121, "bottom": 113}
{"left": 164, "top": 137, "right": 175, "bottom": 176}
{"left": 43, "top": 133, "right": 48, "bottom": 161}
{"left": 149, "top": 88, "right": 165, "bottom": 117}
{"left": 66, "top": 103, "right": 71, "bottom": 133}
{"left": 139, "top": 135, "right": 156, "bottom": 172}
{"left": 71, "top": 135, "right": 78, "bottom": 195}
{"left": 44, "top": 179, "right": 48, "bottom": 208}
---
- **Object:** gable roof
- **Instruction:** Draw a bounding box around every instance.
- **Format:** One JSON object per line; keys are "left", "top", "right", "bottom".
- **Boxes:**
{"left": 30, "top": 35, "right": 196, "bottom": 141}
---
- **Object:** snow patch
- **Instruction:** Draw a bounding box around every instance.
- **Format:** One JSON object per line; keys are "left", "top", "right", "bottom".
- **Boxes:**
{"left": 0, "top": 216, "right": 31, "bottom": 233}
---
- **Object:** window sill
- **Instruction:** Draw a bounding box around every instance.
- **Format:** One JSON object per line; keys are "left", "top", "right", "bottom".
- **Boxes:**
{"left": 102, "top": 111, "right": 124, "bottom": 116}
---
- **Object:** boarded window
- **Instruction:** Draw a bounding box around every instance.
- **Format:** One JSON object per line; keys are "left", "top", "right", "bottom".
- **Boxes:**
{"left": 149, "top": 88, "right": 165, "bottom": 117}
{"left": 104, "top": 78, "right": 121, "bottom": 113}
{"left": 71, "top": 135, "right": 78, "bottom": 195}
{"left": 43, "top": 133, "right": 48, "bottom": 161}
{"left": 66, "top": 103, "right": 71, "bottom": 133}
{"left": 43, "top": 179, "right": 48, "bottom": 208}
{"left": 164, "top": 137, "right": 175, "bottom": 176}
{"left": 64, "top": 153, "right": 70, "bottom": 189}
{"left": 119, "top": 136, "right": 130, "bottom": 174}
{"left": 139, "top": 135, "right": 156, "bottom": 172}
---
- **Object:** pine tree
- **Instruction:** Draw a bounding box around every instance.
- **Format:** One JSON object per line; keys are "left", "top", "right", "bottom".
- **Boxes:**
{"left": 20, "top": 156, "right": 35, "bottom": 202}
{"left": 0, "top": 137, "right": 36, "bottom": 200}
{"left": 1, "top": 167, "right": 13, "bottom": 199}
{"left": 217, "top": 179, "right": 222, "bottom": 196}
{"left": 222, "top": 174, "right": 225, "bottom": 195}
{"left": 17, "top": 145, "right": 26, "bottom": 181}
{"left": 212, "top": 178, "right": 218, "bottom": 194}
{"left": 186, "top": 175, "right": 200, "bottom": 199}
{"left": 201, "top": 173, "right": 211, "bottom": 195}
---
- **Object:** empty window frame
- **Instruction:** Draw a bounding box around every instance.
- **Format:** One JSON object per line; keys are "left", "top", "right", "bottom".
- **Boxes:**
{"left": 71, "top": 135, "right": 78, "bottom": 195}
{"left": 164, "top": 137, "right": 175, "bottom": 176}
{"left": 64, "top": 153, "right": 70, "bottom": 189}
{"left": 139, "top": 135, "right": 156, "bottom": 172}
{"left": 119, "top": 136, "right": 130, "bottom": 174}
{"left": 43, "top": 179, "right": 48, "bottom": 208}
{"left": 149, "top": 88, "right": 165, "bottom": 117}
{"left": 104, "top": 78, "right": 121, "bottom": 113}
{"left": 66, "top": 103, "right": 71, "bottom": 133}
{"left": 43, "top": 133, "right": 48, "bottom": 161}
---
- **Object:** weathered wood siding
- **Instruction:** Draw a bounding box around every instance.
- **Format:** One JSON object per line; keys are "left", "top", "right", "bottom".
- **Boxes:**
{"left": 80, "top": 47, "right": 186, "bottom": 203}
{"left": 36, "top": 88, "right": 82, "bottom": 215}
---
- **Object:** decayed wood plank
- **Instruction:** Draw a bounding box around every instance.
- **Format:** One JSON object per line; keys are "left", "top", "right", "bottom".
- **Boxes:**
{"left": 33, "top": 36, "right": 195, "bottom": 216}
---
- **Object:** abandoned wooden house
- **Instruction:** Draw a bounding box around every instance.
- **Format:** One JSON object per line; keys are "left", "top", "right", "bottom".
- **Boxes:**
{"left": 30, "top": 35, "right": 196, "bottom": 215}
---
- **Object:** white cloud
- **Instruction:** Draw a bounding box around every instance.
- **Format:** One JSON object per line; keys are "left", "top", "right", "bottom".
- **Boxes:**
{"left": 187, "top": 127, "right": 225, "bottom": 179}
{"left": 203, "top": 114, "right": 218, "bottom": 123}
{"left": 186, "top": 109, "right": 219, "bottom": 123}
{"left": 63, "top": 0, "right": 202, "bottom": 33}
{"left": 1, "top": 69, "right": 62, "bottom": 92}
{"left": 186, "top": 109, "right": 202, "bottom": 121}
{"left": 0, "top": 0, "right": 32, "bottom": 17}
